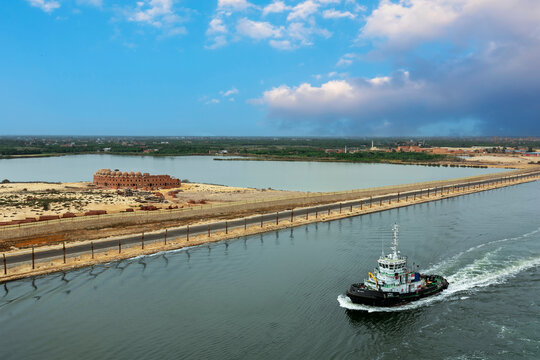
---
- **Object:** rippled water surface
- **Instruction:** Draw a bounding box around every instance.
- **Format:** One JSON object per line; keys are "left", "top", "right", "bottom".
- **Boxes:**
{"left": 0, "top": 154, "right": 504, "bottom": 191}
{"left": 1, "top": 182, "right": 539, "bottom": 359}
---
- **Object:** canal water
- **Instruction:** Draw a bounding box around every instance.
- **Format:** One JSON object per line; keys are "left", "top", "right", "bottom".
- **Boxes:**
{"left": 0, "top": 154, "right": 504, "bottom": 191}
{"left": 1, "top": 180, "right": 538, "bottom": 359}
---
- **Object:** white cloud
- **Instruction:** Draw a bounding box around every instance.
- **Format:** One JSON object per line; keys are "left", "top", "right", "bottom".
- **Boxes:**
{"left": 256, "top": 39, "right": 540, "bottom": 135}
{"left": 286, "top": 21, "right": 331, "bottom": 46}
{"left": 26, "top": 0, "right": 60, "bottom": 13}
{"left": 269, "top": 39, "right": 295, "bottom": 50}
{"left": 336, "top": 58, "right": 352, "bottom": 66}
{"left": 206, "top": 98, "right": 220, "bottom": 104}
{"left": 128, "top": 0, "right": 179, "bottom": 27}
{"left": 328, "top": 71, "right": 348, "bottom": 78}
{"left": 287, "top": 1, "right": 319, "bottom": 21}
{"left": 317, "top": 0, "right": 341, "bottom": 4}
{"left": 76, "top": 0, "right": 102, "bottom": 6}
{"left": 167, "top": 27, "right": 186, "bottom": 36}
{"left": 336, "top": 53, "right": 357, "bottom": 67}
{"left": 253, "top": 71, "right": 431, "bottom": 132}
{"left": 257, "top": 80, "right": 359, "bottom": 113}
{"left": 235, "top": 13, "right": 333, "bottom": 50}
{"left": 122, "top": 41, "right": 137, "bottom": 49}
{"left": 221, "top": 87, "right": 239, "bottom": 97}
{"left": 361, "top": 0, "right": 460, "bottom": 47}
{"left": 262, "top": 1, "right": 291, "bottom": 16}
{"left": 368, "top": 75, "right": 392, "bottom": 86}
{"left": 361, "top": 0, "right": 540, "bottom": 50}
{"left": 313, "top": 72, "right": 347, "bottom": 80}
{"left": 218, "top": 0, "right": 252, "bottom": 11}
{"left": 322, "top": 9, "right": 356, "bottom": 19}
{"left": 207, "top": 0, "right": 348, "bottom": 50}
{"left": 236, "top": 18, "right": 282, "bottom": 40}
{"left": 345, "top": 0, "right": 366, "bottom": 13}
{"left": 207, "top": 17, "right": 227, "bottom": 35}
{"left": 250, "top": 0, "right": 540, "bottom": 135}
{"left": 208, "top": 0, "right": 253, "bottom": 44}
{"left": 205, "top": 35, "right": 228, "bottom": 49}
{"left": 126, "top": 0, "right": 187, "bottom": 36}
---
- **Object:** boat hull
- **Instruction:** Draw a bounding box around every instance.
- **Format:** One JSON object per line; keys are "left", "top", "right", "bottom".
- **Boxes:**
{"left": 346, "top": 275, "right": 449, "bottom": 307}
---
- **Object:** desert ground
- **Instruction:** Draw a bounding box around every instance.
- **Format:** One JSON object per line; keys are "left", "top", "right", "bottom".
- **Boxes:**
{"left": 0, "top": 181, "right": 306, "bottom": 222}
{"left": 459, "top": 153, "right": 540, "bottom": 166}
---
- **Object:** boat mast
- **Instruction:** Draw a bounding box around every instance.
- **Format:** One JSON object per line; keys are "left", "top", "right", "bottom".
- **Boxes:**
{"left": 381, "top": 232, "right": 384, "bottom": 257}
{"left": 390, "top": 224, "right": 399, "bottom": 259}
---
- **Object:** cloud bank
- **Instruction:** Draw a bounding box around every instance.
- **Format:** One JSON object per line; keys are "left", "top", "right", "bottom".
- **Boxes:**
{"left": 27, "top": 0, "right": 60, "bottom": 13}
{"left": 206, "top": 0, "right": 361, "bottom": 50}
{"left": 256, "top": 0, "right": 540, "bottom": 135}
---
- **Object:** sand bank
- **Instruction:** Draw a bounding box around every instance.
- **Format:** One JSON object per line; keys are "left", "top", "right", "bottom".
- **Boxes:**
{"left": 0, "top": 181, "right": 304, "bottom": 222}
{"left": 1, "top": 173, "right": 538, "bottom": 284}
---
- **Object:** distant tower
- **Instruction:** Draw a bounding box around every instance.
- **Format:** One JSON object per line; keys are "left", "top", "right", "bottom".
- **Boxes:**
{"left": 345, "top": 146, "right": 347, "bottom": 153}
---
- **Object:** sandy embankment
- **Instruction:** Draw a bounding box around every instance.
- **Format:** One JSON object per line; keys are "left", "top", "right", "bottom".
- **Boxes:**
{"left": 1, "top": 173, "right": 538, "bottom": 283}
{"left": 0, "top": 181, "right": 305, "bottom": 222}
{"left": 460, "top": 154, "right": 540, "bottom": 166}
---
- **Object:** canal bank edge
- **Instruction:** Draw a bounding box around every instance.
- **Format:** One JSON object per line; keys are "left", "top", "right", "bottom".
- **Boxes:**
{"left": 1, "top": 170, "right": 539, "bottom": 283}
{"left": 0, "top": 168, "right": 536, "bottom": 244}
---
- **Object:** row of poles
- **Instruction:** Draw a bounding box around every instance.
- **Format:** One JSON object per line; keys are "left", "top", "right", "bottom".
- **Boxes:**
{"left": 1, "top": 172, "right": 536, "bottom": 277}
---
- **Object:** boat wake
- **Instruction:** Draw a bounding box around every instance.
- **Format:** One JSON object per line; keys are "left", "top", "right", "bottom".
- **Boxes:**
{"left": 421, "top": 226, "right": 540, "bottom": 274}
{"left": 338, "top": 253, "right": 540, "bottom": 312}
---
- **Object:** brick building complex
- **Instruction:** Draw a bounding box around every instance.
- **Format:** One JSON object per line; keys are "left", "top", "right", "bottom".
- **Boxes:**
{"left": 93, "top": 169, "right": 181, "bottom": 190}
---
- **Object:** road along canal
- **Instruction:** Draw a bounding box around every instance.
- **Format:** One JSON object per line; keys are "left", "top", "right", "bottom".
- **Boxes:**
{"left": 1, "top": 170, "right": 538, "bottom": 283}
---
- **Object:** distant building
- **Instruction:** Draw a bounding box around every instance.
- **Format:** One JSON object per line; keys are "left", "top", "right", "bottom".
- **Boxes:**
{"left": 396, "top": 145, "right": 425, "bottom": 152}
{"left": 394, "top": 146, "right": 480, "bottom": 155}
{"left": 93, "top": 169, "right": 181, "bottom": 190}
{"left": 325, "top": 148, "right": 345, "bottom": 154}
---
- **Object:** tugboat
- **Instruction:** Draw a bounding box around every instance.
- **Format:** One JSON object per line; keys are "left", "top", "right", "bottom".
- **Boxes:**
{"left": 346, "top": 224, "right": 448, "bottom": 307}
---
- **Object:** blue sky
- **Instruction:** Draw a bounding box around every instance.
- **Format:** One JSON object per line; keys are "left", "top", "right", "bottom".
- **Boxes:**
{"left": 1, "top": 0, "right": 539, "bottom": 136}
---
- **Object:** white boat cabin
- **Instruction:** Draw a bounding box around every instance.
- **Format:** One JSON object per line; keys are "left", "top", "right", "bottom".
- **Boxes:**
{"left": 364, "top": 225, "right": 426, "bottom": 294}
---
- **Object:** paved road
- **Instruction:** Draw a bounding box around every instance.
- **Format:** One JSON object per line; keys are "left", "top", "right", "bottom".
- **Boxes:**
{"left": 4, "top": 172, "right": 538, "bottom": 269}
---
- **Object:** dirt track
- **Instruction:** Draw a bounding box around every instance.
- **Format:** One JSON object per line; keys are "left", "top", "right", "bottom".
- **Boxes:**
{"left": 1, "top": 170, "right": 539, "bottom": 284}
{"left": 1, "top": 167, "right": 539, "bottom": 251}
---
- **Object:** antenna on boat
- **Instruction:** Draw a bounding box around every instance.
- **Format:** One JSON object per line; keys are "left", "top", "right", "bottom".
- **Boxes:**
{"left": 391, "top": 223, "right": 399, "bottom": 258}
{"left": 381, "top": 232, "right": 384, "bottom": 257}
{"left": 380, "top": 228, "right": 385, "bottom": 257}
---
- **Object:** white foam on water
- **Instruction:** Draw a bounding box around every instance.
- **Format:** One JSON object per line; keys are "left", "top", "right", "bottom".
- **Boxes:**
{"left": 421, "top": 226, "right": 540, "bottom": 274}
{"left": 445, "top": 254, "right": 540, "bottom": 294}
{"left": 118, "top": 242, "right": 208, "bottom": 262}
{"left": 128, "top": 254, "right": 148, "bottom": 261}
{"left": 338, "top": 254, "right": 540, "bottom": 312}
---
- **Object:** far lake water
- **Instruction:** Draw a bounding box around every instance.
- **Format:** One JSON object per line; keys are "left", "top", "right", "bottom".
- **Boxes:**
{"left": 0, "top": 154, "right": 505, "bottom": 191}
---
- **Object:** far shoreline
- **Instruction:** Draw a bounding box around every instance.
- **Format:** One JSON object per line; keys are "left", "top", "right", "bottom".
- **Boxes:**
{"left": 0, "top": 152, "right": 526, "bottom": 170}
